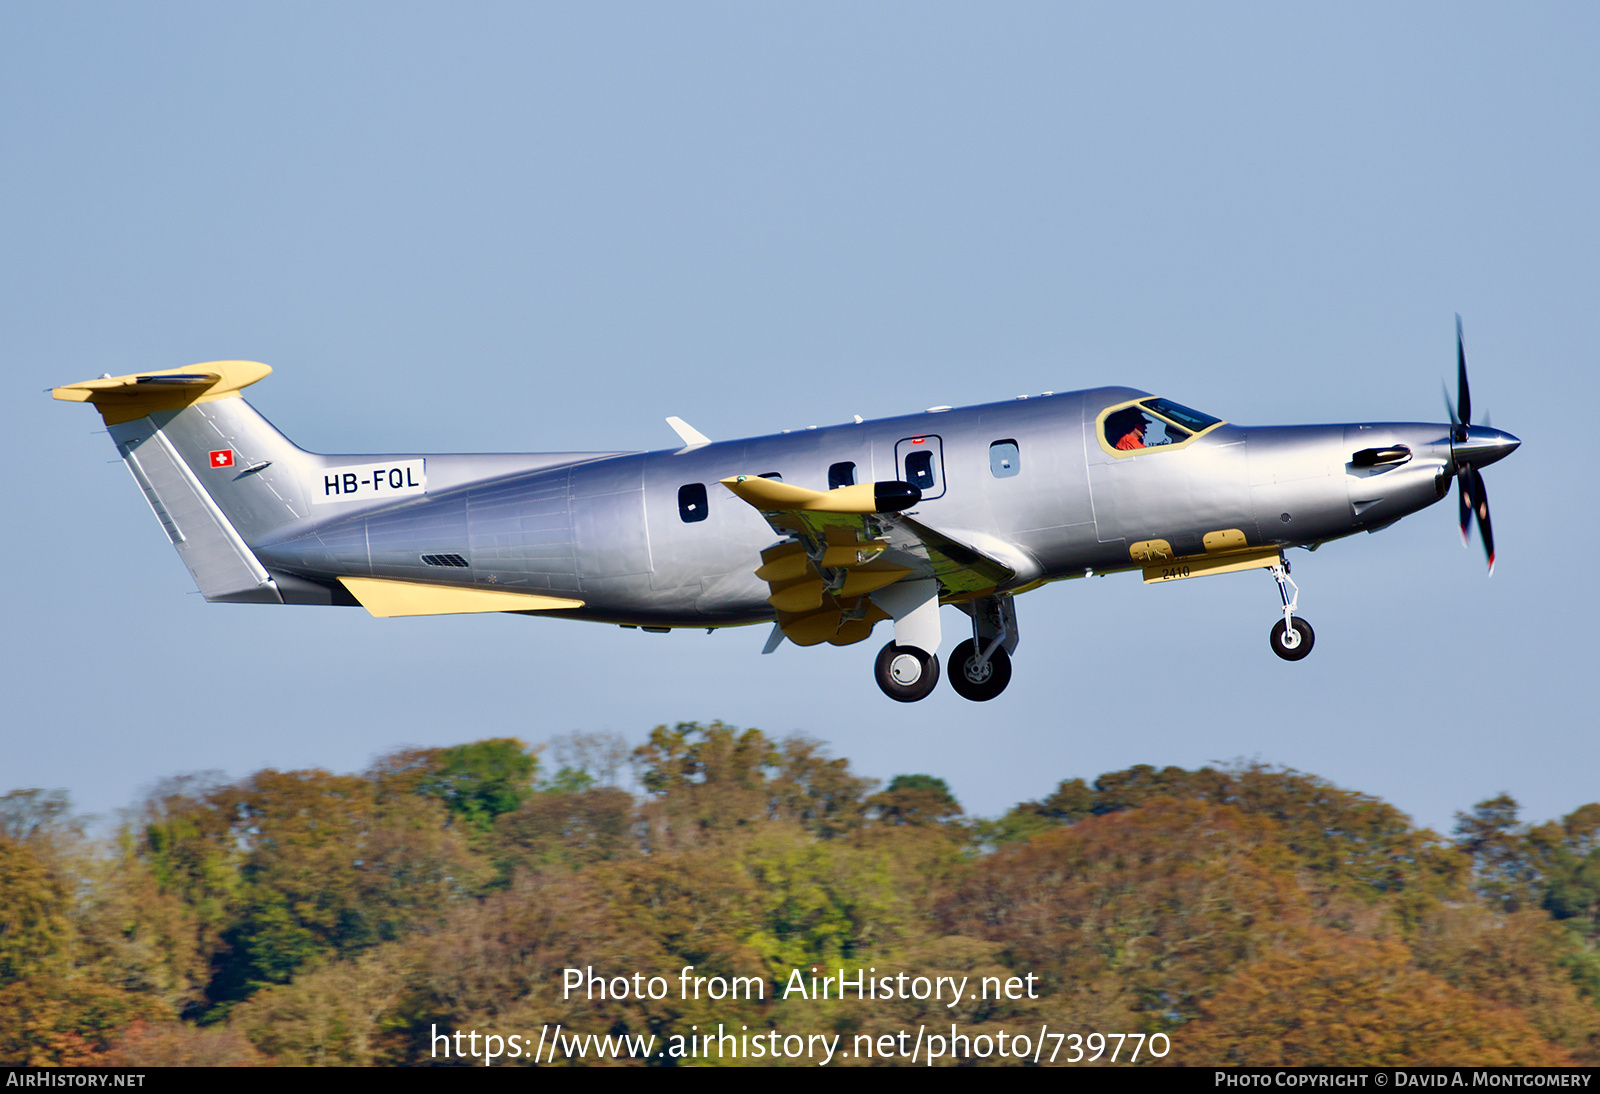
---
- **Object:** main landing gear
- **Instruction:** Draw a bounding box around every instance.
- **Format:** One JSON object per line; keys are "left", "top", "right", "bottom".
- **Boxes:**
{"left": 1267, "top": 555, "right": 1315, "bottom": 661}
{"left": 871, "top": 592, "right": 1019, "bottom": 702}
{"left": 947, "top": 639, "right": 1012, "bottom": 701}
{"left": 875, "top": 642, "right": 939, "bottom": 702}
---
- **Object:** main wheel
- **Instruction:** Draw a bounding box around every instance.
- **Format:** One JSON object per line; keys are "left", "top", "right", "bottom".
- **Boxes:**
{"left": 874, "top": 642, "right": 940, "bottom": 702}
{"left": 946, "top": 639, "right": 1012, "bottom": 701}
{"left": 1269, "top": 617, "right": 1315, "bottom": 661}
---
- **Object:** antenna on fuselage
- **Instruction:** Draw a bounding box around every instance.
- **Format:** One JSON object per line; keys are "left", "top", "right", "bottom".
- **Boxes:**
{"left": 665, "top": 416, "right": 711, "bottom": 447}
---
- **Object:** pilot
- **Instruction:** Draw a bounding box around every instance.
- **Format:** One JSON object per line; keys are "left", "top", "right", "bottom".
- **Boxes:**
{"left": 1107, "top": 408, "right": 1148, "bottom": 451}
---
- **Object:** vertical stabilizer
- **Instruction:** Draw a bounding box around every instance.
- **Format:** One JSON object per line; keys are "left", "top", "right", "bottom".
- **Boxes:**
{"left": 112, "top": 417, "right": 282, "bottom": 603}
{"left": 54, "top": 362, "right": 310, "bottom": 604}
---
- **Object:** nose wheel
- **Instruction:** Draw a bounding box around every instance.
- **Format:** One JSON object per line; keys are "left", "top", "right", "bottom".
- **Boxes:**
{"left": 874, "top": 641, "right": 939, "bottom": 702}
{"left": 1269, "top": 617, "right": 1315, "bottom": 660}
{"left": 1267, "top": 556, "right": 1315, "bottom": 661}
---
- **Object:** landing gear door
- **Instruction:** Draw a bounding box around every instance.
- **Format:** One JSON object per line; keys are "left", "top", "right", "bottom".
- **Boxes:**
{"left": 894, "top": 435, "right": 945, "bottom": 501}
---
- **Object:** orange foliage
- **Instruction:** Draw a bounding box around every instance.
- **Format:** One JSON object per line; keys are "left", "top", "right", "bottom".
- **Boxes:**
{"left": 1176, "top": 930, "right": 1571, "bottom": 1066}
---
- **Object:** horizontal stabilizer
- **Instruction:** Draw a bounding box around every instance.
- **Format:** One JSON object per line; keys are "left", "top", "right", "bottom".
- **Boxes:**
{"left": 53, "top": 361, "right": 272, "bottom": 425}
{"left": 338, "top": 576, "right": 584, "bottom": 617}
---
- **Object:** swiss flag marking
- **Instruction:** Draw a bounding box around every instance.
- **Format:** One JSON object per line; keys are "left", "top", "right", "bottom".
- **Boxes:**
{"left": 209, "top": 449, "right": 235, "bottom": 468}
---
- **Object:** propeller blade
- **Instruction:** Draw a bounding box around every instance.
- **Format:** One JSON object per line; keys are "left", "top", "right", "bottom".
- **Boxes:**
{"left": 1455, "top": 314, "right": 1472, "bottom": 436}
{"left": 1470, "top": 466, "right": 1495, "bottom": 574}
{"left": 1445, "top": 317, "right": 1503, "bottom": 573}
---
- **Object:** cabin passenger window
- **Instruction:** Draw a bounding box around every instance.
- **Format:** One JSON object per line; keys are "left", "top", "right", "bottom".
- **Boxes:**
{"left": 893, "top": 435, "right": 946, "bottom": 499}
{"left": 678, "top": 483, "right": 708, "bottom": 523}
{"left": 905, "top": 450, "right": 937, "bottom": 491}
{"left": 990, "top": 440, "right": 1020, "bottom": 477}
{"left": 828, "top": 462, "right": 856, "bottom": 489}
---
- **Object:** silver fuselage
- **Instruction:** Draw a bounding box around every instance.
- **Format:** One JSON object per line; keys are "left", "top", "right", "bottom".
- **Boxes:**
{"left": 238, "top": 386, "right": 1466, "bottom": 625}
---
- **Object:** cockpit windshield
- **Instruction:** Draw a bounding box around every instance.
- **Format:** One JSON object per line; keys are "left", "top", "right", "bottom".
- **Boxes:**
{"left": 1100, "top": 397, "right": 1223, "bottom": 453}
{"left": 1141, "top": 398, "right": 1220, "bottom": 433}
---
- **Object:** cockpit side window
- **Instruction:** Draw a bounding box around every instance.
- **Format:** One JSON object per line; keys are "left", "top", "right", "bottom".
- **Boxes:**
{"left": 1098, "top": 397, "right": 1223, "bottom": 456}
{"left": 1105, "top": 407, "right": 1153, "bottom": 451}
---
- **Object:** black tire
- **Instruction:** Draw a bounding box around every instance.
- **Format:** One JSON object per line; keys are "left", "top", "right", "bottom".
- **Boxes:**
{"left": 1269, "top": 618, "right": 1315, "bottom": 661}
{"left": 874, "top": 642, "right": 940, "bottom": 702}
{"left": 946, "top": 638, "right": 1013, "bottom": 701}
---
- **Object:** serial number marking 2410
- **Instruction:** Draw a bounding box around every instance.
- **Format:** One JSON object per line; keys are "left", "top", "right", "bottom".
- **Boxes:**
{"left": 1146, "top": 563, "right": 1192, "bottom": 582}
{"left": 314, "top": 459, "right": 426, "bottom": 504}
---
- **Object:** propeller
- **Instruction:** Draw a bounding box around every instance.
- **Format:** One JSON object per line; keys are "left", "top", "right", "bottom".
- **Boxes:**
{"left": 1445, "top": 315, "right": 1512, "bottom": 574}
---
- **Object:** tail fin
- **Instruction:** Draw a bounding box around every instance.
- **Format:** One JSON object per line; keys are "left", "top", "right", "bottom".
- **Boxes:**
{"left": 54, "top": 362, "right": 318, "bottom": 604}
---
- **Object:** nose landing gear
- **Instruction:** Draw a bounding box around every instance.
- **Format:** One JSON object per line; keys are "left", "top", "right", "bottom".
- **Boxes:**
{"left": 1270, "top": 616, "right": 1315, "bottom": 660}
{"left": 1267, "top": 555, "right": 1315, "bottom": 661}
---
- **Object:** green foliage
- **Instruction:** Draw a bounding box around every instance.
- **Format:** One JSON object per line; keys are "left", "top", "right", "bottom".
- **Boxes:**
{"left": 740, "top": 825, "right": 902, "bottom": 969}
{"left": 884, "top": 774, "right": 952, "bottom": 796}
{"left": 983, "top": 777, "right": 1094, "bottom": 847}
{"left": 1455, "top": 796, "right": 1600, "bottom": 955}
{"left": 414, "top": 738, "right": 540, "bottom": 830}
{"left": 543, "top": 766, "right": 596, "bottom": 795}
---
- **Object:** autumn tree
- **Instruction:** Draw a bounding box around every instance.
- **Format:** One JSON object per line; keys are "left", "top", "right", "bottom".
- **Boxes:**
{"left": 1455, "top": 794, "right": 1543, "bottom": 912}
{"left": 0, "top": 831, "right": 169, "bottom": 1064}
{"left": 632, "top": 723, "right": 877, "bottom": 848}
{"left": 492, "top": 786, "right": 636, "bottom": 874}
{"left": 943, "top": 799, "right": 1310, "bottom": 1030}
{"left": 868, "top": 775, "right": 963, "bottom": 827}
{"left": 996, "top": 763, "right": 1467, "bottom": 914}
{"left": 1177, "top": 931, "right": 1570, "bottom": 1066}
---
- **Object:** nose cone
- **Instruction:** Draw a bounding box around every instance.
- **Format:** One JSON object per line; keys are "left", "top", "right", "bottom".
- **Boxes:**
{"left": 1453, "top": 426, "right": 1521, "bottom": 470}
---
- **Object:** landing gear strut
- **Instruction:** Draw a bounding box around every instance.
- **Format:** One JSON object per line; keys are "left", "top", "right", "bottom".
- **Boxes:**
{"left": 1267, "top": 555, "right": 1314, "bottom": 661}
{"left": 947, "top": 592, "right": 1018, "bottom": 701}
{"left": 874, "top": 642, "right": 939, "bottom": 702}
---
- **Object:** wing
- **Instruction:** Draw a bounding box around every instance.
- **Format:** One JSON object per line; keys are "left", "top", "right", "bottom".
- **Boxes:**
{"left": 720, "top": 475, "right": 1018, "bottom": 647}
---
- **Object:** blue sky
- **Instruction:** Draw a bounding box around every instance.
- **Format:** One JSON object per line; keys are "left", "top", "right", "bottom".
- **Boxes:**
{"left": 4, "top": 3, "right": 1595, "bottom": 835}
